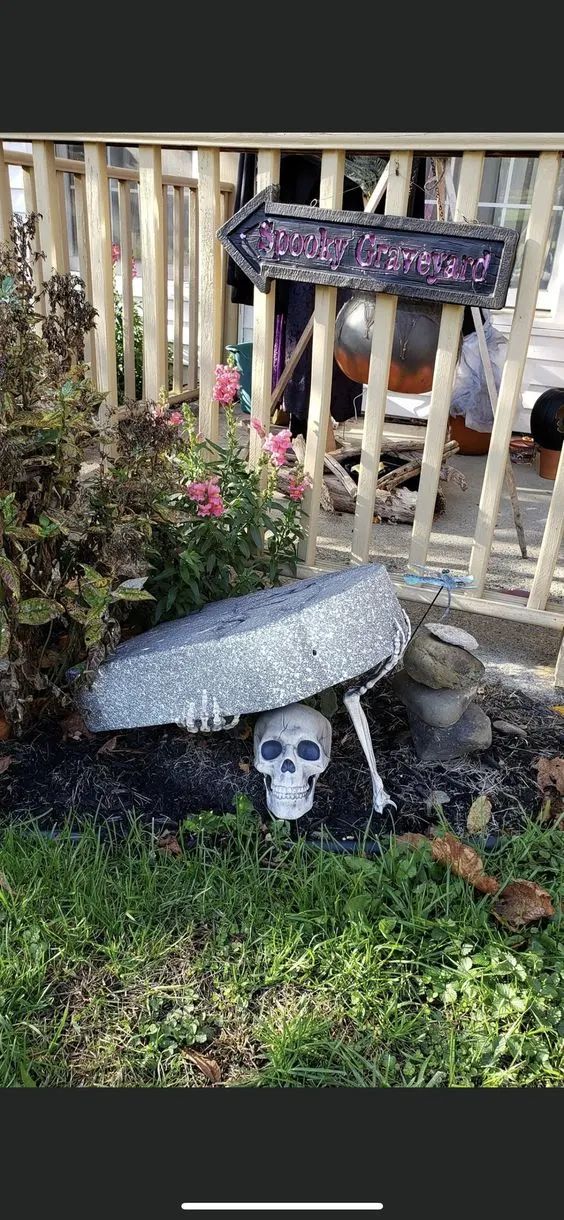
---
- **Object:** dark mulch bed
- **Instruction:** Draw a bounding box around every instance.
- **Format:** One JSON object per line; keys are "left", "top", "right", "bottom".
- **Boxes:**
{"left": 1, "top": 681, "right": 563, "bottom": 842}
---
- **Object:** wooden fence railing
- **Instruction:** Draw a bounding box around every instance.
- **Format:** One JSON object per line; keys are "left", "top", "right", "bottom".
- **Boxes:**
{"left": 3, "top": 134, "right": 564, "bottom": 683}
{"left": 0, "top": 139, "right": 236, "bottom": 432}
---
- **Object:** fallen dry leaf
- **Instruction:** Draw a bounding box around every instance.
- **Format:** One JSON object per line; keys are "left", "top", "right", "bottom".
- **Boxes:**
{"left": 96, "top": 736, "right": 118, "bottom": 756}
{"left": 183, "top": 1050, "right": 221, "bottom": 1082}
{"left": 431, "top": 833, "right": 500, "bottom": 895}
{"left": 534, "top": 756, "right": 564, "bottom": 796}
{"left": 466, "top": 795, "right": 492, "bottom": 834}
{"left": 60, "top": 712, "right": 95, "bottom": 742}
{"left": 238, "top": 760, "right": 250, "bottom": 774}
{"left": 492, "top": 880, "right": 554, "bottom": 929}
{"left": 0, "top": 756, "right": 14, "bottom": 775}
{"left": 157, "top": 833, "right": 182, "bottom": 856}
{"left": 396, "top": 833, "right": 429, "bottom": 850}
{"left": 551, "top": 705, "right": 564, "bottom": 717}
{"left": 0, "top": 872, "right": 13, "bottom": 896}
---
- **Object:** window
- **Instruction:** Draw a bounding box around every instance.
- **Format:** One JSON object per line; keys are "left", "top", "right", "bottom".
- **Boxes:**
{"left": 425, "top": 156, "right": 564, "bottom": 314}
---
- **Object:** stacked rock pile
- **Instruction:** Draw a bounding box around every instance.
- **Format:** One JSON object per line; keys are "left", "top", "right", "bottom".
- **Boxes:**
{"left": 392, "top": 623, "right": 492, "bottom": 763}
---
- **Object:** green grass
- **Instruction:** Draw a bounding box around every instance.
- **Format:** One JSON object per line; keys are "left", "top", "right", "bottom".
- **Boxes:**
{"left": 0, "top": 805, "right": 563, "bottom": 1087}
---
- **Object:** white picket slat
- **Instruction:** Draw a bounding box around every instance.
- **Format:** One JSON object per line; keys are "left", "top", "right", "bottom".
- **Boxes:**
{"left": 469, "top": 152, "right": 561, "bottom": 593}
{"left": 249, "top": 150, "right": 281, "bottom": 467}
{"left": 350, "top": 151, "right": 413, "bottom": 565}
{"left": 528, "top": 443, "right": 564, "bottom": 610}
{"left": 32, "top": 141, "right": 66, "bottom": 279}
{"left": 187, "top": 187, "right": 199, "bottom": 392}
{"left": 118, "top": 179, "right": 136, "bottom": 401}
{"left": 138, "top": 145, "right": 167, "bottom": 403}
{"left": 74, "top": 173, "right": 96, "bottom": 377}
{"left": 22, "top": 165, "right": 46, "bottom": 316}
{"left": 84, "top": 142, "right": 118, "bottom": 444}
{"left": 298, "top": 151, "right": 346, "bottom": 566}
{"left": 197, "top": 148, "right": 222, "bottom": 440}
{"left": 408, "top": 151, "right": 484, "bottom": 568}
{"left": 0, "top": 142, "right": 13, "bottom": 243}
{"left": 173, "top": 186, "right": 185, "bottom": 393}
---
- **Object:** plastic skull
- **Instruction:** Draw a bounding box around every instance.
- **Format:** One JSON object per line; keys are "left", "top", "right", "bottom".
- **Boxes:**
{"left": 253, "top": 702, "right": 332, "bottom": 820}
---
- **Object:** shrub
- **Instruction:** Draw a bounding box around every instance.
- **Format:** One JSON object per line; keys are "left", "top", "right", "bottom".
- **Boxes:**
{"left": 0, "top": 216, "right": 153, "bottom": 732}
{"left": 0, "top": 220, "right": 308, "bottom": 732}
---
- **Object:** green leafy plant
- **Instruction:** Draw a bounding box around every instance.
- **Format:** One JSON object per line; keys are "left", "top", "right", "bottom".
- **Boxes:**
{"left": 0, "top": 216, "right": 153, "bottom": 732}
{"left": 145, "top": 399, "right": 307, "bottom": 622}
{"left": 1, "top": 219, "right": 308, "bottom": 734}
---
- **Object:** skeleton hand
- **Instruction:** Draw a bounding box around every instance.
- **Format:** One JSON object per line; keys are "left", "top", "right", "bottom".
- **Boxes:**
{"left": 177, "top": 692, "right": 239, "bottom": 733}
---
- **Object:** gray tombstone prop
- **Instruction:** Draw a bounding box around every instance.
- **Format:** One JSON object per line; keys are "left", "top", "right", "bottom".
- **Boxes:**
{"left": 77, "top": 564, "right": 411, "bottom": 812}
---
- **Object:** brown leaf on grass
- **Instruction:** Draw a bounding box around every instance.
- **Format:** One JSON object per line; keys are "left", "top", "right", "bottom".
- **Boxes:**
{"left": 466, "top": 795, "right": 492, "bottom": 834}
{"left": 492, "top": 880, "right": 554, "bottom": 929}
{"left": 183, "top": 1050, "right": 221, "bottom": 1082}
{"left": 238, "top": 760, "right": 250, "bottom": 774}
{"left": 0, "top": 756, "right": 14, "bottom": 775}
{"left": 537, "top": 793, "right": 564, "bottom": 825}
{"left": 96, "top": 735, "right": 118, "bottom": 756}
{"left": 431, "top": 833, "right": 500, "bottom": 895}
{"left": 60, "top": 711, "right": 95, "bottom": 742}
{"left": 396, "top": 833, "right": 429, "bottom": 850}
{"left": 0, "top": 872, "right": 13, "bottom": 896}
{"left": 157, "top": 832, "right": 182, "bottom": 855}
{"left": 534, "top": 756, "right": 564, "bottom": 796}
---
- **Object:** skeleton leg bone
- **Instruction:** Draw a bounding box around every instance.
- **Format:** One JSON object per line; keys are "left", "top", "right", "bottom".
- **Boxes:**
{"left": 344, "top": 687, "right": 395, "bottom": 813}
{"left": 342, "top": 615, "right": 411, "bottom": 813}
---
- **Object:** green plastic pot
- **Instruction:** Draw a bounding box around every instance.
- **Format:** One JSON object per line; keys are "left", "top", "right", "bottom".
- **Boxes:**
{"left": 226, "top": 343, "right": 253, "bottom": 413}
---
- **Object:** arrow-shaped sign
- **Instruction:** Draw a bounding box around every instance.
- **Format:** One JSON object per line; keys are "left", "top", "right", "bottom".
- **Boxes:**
{"left": 217, "top": 185, "right": 519, "bottom": 310}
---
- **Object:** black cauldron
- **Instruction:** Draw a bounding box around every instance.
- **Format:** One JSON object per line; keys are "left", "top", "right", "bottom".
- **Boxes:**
{"left": 530, "top": 388, "right": 564, "bottom": 451}
{"left": 334, "top": 293, "right": 442, "bottom": 394}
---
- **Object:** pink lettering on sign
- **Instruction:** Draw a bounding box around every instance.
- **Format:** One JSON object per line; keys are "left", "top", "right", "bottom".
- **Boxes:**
{"left": 253, "top": 218, "right": 496, "bottom": 294}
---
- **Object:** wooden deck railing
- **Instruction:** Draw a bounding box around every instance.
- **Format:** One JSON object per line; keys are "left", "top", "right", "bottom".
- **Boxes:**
{"left": 2, "top": 133, "right": 564, "bottom": 682}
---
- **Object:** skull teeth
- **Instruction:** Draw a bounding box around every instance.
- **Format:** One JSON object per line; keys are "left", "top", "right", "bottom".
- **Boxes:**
{"left": 270, "top": 786, "right": 309, "bottom": 800}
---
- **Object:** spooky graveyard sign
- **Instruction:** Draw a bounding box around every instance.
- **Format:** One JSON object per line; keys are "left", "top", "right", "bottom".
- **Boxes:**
{"left": 217, "top": 185, "right": 519, "bottom": 310}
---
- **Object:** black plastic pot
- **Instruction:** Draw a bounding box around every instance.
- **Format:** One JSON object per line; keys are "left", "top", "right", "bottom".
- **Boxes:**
{"left": 530, "top": 388, "right": 564, "bottom": 451}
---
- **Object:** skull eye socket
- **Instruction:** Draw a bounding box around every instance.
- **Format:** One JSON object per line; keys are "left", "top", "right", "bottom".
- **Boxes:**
{"left": 261, "top": 739, "right": 283, "bottom": 761}
{"left": 297, "top": 739, "right": 321, "bottom": 761}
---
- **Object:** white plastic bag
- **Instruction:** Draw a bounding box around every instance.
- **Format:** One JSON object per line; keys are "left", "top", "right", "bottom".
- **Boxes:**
{"left": 450, "top": 316, "right": 518, "bottom": 433}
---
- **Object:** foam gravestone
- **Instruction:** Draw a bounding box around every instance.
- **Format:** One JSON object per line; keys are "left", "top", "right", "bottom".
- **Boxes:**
{"left": 76, "top": 564, "right": 411, "bottom": 818}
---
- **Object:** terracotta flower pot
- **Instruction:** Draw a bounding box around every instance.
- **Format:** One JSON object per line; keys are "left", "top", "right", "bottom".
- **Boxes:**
{"left": 448, "top": 414, "right": 491, "bottom": 456}
{"left": 538, "top": 446, "right": 561, "bottom": 480}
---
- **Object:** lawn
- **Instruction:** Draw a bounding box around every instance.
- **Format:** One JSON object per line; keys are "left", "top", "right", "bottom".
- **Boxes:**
{"left": 0, "top": 805, "right": 563, "bottom": 1088}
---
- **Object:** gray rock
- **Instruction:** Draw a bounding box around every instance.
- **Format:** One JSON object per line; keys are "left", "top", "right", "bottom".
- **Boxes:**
{"left": 77, "top": 564, "right": 411, "bottom": 732}
{"left": 426, "top": 623, "right": 479, "bottom": 651}
{"left": 403, "top": 627, "right": 484, "bottom": 691}
{"left": 408, "top": 703, "right": 492, "bottom": 762}
{"left": 393, "top": 669, "right": 477, "bottom": 728}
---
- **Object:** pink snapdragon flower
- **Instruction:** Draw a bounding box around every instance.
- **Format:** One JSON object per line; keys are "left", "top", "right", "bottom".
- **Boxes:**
{"left": 185, "top": 477, "right": 225, "bottom": 518}
{"left": 288, "top": 473, "right": 312, "bottom": 501}
{"left": 213, "top": 364, "right": 241, "bottom": 406}
{"left": 250, "top": 417, "right": 266, "bottom": 439}
{"left": 262, "top": 428, "right": 293, "bottom": 468}
{"left": 168, "top": 410, "right": 183, "bottom": 426}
